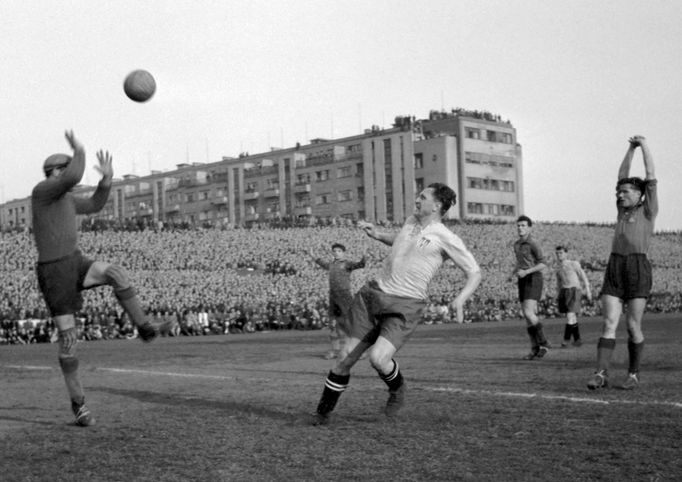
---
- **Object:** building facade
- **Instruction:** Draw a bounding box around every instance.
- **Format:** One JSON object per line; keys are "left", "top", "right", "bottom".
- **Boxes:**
{"left": 0, "top": 108, "right": 523, "bottom": 231}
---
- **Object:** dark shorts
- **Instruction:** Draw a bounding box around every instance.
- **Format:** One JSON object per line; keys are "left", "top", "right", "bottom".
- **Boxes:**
{"left": 349, "top": 280, "right": 426, "bottom": 350}
{"left": 36, "top": 251, "right": 94, "bottom": 317}
{"left": 329, "top": 291, "right": 353, "bottom": 329}
{"left": 517, "top": 272, "right": 543, "bottom": 302}
{"left": 558, "top": 287, "right": 581, "bottom": 313}
{"left": 600, "top": 253, "right": 652, "bottom": 300}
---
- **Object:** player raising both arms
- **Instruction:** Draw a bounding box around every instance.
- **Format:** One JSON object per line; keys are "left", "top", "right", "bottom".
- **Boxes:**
{"left": 308, "top": 243, "right": 366, "bottom": 359}
{"left": 587, "top": 135, "right": 657, "bottom": 390}
{"left": 31, "top": 131, "right": 159, "bottom": 426}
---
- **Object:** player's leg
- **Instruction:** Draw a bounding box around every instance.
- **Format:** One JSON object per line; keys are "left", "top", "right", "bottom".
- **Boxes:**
{"left": 55, "top": 314, "right": 95, "bottom": 427}
{"left": 588, "top": 294, "right": 622, "bottom": 389}
{"left": 562, "top": 288, "right": 580, "bottom": 347}
{"left": 313, "top": 335, "right": 371, "bottom": 425}
{"left": 370, "top": 295, "right": 422, "bottom": 417}
{"left": 567, "top": 312, "right": 582, "bottom": 346}
{"left": 561, "top": 315, "right": 572, "bottom": 347}
{"left": 520, "top": 278, "right": 539, "bottom": 358}
{"left": 623, "top": 298, "right": 646, "bottom": 389}
{"left": 368, "top": 335, "right": 406, "bottom": 417}
{"left": 83, "top": 261, "right": 157, "bottom": 341}
{"left": 313, "top": 286, "right": 374, "bottom": 425}
{"left": 326, "top": 318, "right": 341, "bottom": 359}
{"left": 522, "top": 299, "right": 547, "bottom": 358}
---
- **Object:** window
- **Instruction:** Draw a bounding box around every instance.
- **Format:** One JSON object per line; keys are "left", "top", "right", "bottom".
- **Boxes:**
{"left": 315, "top": 193, "right": 331, "bottom": 205}
{"left": 415, "top": 178, "right": 424, "bottom": 193}
{"left": 466, "top": 128, "right": 480, "bottom": 139}
{"left": 486, "top": 130, "right": 497, "bottom": 142}
{"left": 245, "top": 182, "right": 258, "bottom": 193}
{"left": 296, "top": 173, "right": 311, "bottom": 185}
{"left": 337, "top": 166, "right": 352, "bottom": 178}
{"left": 201, "top": 191, "right": 209, "bottom": 200}
{"left": 186, "top": 193, "right": 194, "bottom": 203}
{"left": 316, "top": 170, "right": 330, "bottom": 182}
{"left": 414, "top": 153, "right": 424, "bottom": 169}
{"left": 266, "top": 178, "right": 279, "bottom": 190}
{"left": 467, "top": 202, "right": 483, "bottom": 214}
{"left": 501, "top": 204, "right": 515, "bottom": 216}
{"left": 338, "top": 190, "right": 353, "bottom": 202}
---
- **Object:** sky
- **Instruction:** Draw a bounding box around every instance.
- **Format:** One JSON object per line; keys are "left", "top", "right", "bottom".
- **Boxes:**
{"left": 1, "top": 0, "right": 681, "bottom": 231}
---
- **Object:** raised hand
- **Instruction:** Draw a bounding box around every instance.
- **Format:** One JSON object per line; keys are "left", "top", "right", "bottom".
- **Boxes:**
{"left": 65, "top": 130, "right": 84, "bottom": 152}
{"left": 94, "top": 150, "right": 114, "bottom": 181}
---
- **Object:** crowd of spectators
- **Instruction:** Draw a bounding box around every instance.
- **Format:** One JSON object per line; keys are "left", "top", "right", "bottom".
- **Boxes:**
{"left": 2, "top": 219, "right": 681, "bottom": 345}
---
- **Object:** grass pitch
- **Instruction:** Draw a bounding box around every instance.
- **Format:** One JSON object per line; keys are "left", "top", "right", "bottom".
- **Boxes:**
{"left": 2, "top": 314, "right": 681, "bottom": 481}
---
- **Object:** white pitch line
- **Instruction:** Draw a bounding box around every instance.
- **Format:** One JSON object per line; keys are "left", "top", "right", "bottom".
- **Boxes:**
{"left": 4, "top": 365, "right": 53, "bottom": 371}
{"left": 5, "top": 364, "right": 681, "bottom": 410}
{"left": 101, "top": 367, "right": 240, "bottom": 381}
{"left": 423, "top": 386, "right": 682, "bottom": 409}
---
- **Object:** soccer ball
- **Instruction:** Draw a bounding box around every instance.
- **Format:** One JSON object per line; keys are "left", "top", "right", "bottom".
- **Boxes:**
{"left": 123, "top": 69, "right": 156, "bottom": 103}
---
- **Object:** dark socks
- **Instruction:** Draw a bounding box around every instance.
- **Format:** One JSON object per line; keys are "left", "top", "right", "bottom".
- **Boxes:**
{"left": 563, "top": 324, "right": 572, "bottom": 342}
{"left": 535, "top": 322, "right": 549, "bottom": 347}
{"left": 378, "top": 360, "right": 404, "bottom": 392}
{"left": 627, "top": 340, "right": 644, "bottom": 375}
{"left": 527, "top": 325, "right": 539, "bottom": 350}
{"left": 596, "top": 337, "right": 616, "bottom": 373}
{"left": 572, "top": 323, "right": 581, "bottom": 341}
{"left": 316, "top": 371, "right": 350, "bottom": 415}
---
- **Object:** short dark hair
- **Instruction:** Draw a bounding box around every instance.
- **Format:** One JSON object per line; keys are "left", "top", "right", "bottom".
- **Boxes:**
{"left": 517, "top": 215, "right": 533, "bottom": 227}
{"left": 555, "top": 245, "right": 567, "bottom": 252}
{"left": 428, "top": 183, "right": 457, "bottom": 215}
{"left": 331, "top": 243, "right": 346, "bottom": 251}
{"left": 616, "top": 177, "right": 646, "bottom": 195}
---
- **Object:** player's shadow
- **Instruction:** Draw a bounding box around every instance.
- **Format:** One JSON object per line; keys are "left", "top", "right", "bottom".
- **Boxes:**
{"left": 91, "top": 386, "right": 297, "bottom": 422}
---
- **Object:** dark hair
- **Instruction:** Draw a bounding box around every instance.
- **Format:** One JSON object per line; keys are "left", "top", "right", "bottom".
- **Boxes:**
{"left": 331, "top": 243, "right": 346, "bottom": 251}
{"left": 517, "top": 215, "right": 533, "bottom": 227}
{"left": 616, "top": 177, "right": 646, "bottom": 195}
{"left": 555, "top": 245, "right": 567, "bottom": 252}
{"left": 427, "top": 183, "right": 457, "bottom": 215}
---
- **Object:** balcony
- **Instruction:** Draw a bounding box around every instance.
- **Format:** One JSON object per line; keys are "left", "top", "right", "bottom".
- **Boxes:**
{"left": 165, "top": 204, "right": 180, "bottom": 212}
{"left": 243, "top": 191, "right": 260, "bottom": 200}
{"left": 264, "top": 188, "right": 280, "bottom": 198}
{"left": 211, "top": 196, "right": 228, "bottom": 205}
{"left": 294, "top": 183, "right": 311, "bottom": 193}
{"left": 244, "top": 213, "right": 260, "bottom": 222}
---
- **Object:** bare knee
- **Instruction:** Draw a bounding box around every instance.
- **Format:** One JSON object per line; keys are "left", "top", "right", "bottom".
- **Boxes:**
{"left": 368, "top": 349, "right": 393, "bottom": 373}
{"left": 601, "top": 316, "right": 619, "bottom": 338}
{"left": 104, "top": 264, "right": 132, "bottom": 294}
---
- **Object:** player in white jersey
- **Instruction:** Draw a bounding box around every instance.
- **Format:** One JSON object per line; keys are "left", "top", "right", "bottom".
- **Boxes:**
{"left": 312, "top": 183, "right": 482, "bottom": 425}
{"left": 554, "top": 246, "right": 592, "bottom": 347}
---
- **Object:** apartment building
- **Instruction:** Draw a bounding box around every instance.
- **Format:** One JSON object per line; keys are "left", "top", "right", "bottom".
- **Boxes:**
{"left": 0, "top": 108, "right": 523, "bottom": 230}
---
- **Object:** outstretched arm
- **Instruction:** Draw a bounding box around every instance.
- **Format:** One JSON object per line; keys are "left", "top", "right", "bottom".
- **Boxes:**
{"left": 75, "top": 149, "right": 113, "bottom": 214}
{"left": 357, "top": 220, "right": 396, "bottom": 246}
{"left": 635, "top": 136, "right": 656, "bottom": 180}
{"left": 617, "top": 137, "right": 638, "bottom": 180}
{"left": 307, "top": 248, "right": 328, "bottom": 269}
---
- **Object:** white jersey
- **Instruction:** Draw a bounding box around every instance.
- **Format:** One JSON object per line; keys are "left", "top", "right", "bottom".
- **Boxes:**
{"left": 377, "top": 216, "right": 480, "bottom": 300}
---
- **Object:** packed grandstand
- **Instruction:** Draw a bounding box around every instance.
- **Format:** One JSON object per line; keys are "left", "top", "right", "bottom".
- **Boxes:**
{"left": 2, "top": 219, "right": 681, "bottom": 344}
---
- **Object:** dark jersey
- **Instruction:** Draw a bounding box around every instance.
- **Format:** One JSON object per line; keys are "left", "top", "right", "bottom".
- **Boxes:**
{"left": 31, "top": 148, "right": 110, "bottom": 262}
{"left": 315, "top": 257, "right": 366, "bottom": 296}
